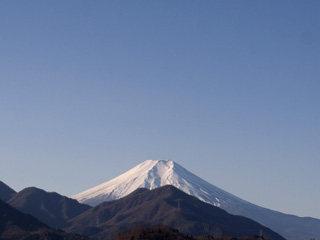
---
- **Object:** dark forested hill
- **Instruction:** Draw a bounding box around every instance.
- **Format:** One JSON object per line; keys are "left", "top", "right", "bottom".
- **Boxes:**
{"left": 0, "top": 181, "right": 16, "bottom": 202}
{"left": 7, "top": 186, "right": 91, "bottom": 229}
{"left": 66, "top": 186, "right": 284, "bottom": 240}
{"left": 0, "top": 199, "right": 90, "bottom": 240}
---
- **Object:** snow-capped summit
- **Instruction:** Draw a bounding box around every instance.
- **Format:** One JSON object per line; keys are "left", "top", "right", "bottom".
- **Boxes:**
{"left": 72, "top": 159, "right": 246, "bottom": 208}
{"left": 72, "top": 159, "right": 320, "bottom": 240}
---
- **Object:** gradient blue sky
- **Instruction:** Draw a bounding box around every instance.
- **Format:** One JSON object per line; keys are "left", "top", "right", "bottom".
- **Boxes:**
{"left": 1, "top": 1, "right": 319, "bottom": 218}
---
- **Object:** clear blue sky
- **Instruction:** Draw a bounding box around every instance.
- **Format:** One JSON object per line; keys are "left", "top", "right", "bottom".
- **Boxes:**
{"left": 1, "top": 1, "right": 319, "bottom": 218}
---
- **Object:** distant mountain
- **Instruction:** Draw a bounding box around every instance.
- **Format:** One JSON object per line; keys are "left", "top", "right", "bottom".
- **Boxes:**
{"left": 72, "top": 160, "right": 320, "bottom": 240}
{"left": 0, "top": 199, "right": 90, "bottom": 240}
{"left": 67, "top": 185, "right": 285, "bottom": 240}
{"left": 7, "top": 187, "right": 91, "bottom": 229}
{"left": 0, "top": 180, "right": 16, "bottom": 201}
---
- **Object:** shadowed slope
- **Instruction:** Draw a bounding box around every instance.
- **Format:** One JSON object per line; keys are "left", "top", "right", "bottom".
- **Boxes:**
{"left": 67, "top": 186, "right": 284, "bottom": 240}
{"left": 0, "top": 200, "right": 90, "bottom": 240}
{"left": 0, "top": 181, "right": 16, "bottom": 202}
{"left": 8, "top": 187, "right": 91, "bottom": 229}
{"left": 72, "top": 160, "right": 320, "bottom": 240}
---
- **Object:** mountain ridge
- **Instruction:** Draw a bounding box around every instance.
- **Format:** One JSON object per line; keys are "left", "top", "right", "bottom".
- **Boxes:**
{"left": 0, "top": 199, "right": 90, "bottom": 240}
{"left": 0, "top": 180, "right": 16, "bottom": 202}
{"left": 72, "top": 159, "right": 320, "bottom": 240}
{"left": 67, "top": 185, "right": 284, "bottom": 240}
{"left": 8, "top": 186, "right": 91, "bottom": 229}
{"left": 72, "top": 160, "right": 246, "bottom": 208}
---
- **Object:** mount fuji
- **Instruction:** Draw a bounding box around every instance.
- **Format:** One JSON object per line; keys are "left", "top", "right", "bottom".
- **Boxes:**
{"left": 72, "top": 160, "right": 245, "bottom": 208}
{"left": 72, "top": 160, "right": 320, "bottom": 240}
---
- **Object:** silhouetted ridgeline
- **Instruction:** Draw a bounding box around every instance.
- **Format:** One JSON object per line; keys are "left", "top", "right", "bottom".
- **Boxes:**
{"left": 0, "top": 200, "right": 90, "bottom": 240}
{"left": 0, "top": 181, "right": 16, "bottom": 202}
{"left": 0, "top": 180, "right": 284, "bottom": 240}
{"left": 7, "top": 186, "right": 91, "bottom": 229}
{"left": 66, "top": 186, "right": 284, "bottom": 240}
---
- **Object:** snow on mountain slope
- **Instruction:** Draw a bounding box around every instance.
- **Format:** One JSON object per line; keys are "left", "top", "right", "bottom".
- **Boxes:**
{"left": 72, "top": 160, "right": 320, "bottom": 240}
{"left": 72, "top": 159, "right": 247, "bottom": 208}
